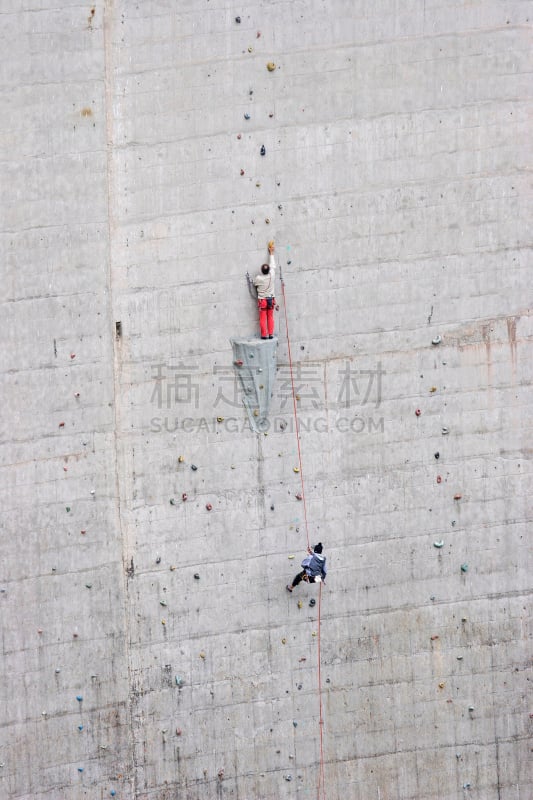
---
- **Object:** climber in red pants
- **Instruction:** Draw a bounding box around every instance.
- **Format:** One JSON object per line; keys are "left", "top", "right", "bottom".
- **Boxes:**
{"left": 253, "top": 241, "right": 276, "bottom": 339}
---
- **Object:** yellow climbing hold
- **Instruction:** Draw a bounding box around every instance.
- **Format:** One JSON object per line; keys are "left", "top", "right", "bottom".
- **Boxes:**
{"left": 288, "top": 555, "right": 295, "bottom": 560}
{"left": 216, "top": 416, "right": 224, "bottom": 422}
{"left": 266, "top": 62, "right": 276, "bottom": 71}
{"left": 161, "top": 619, "right": 166, "bottom": 626}
{"left": 430, "top": 386, "right": 437, "bottom": 393}
{"left": 293, "top": 466, "right": 300, "bottom": 473}
{"left": 199, "top": 652, "right": 206, "bottom": 659}
{"left": 178, "top": 455, "right": 185, "bottom": 463}
{"left": 297, "top": 600, "right": 303, "bottom": 609}
{"left": 281, "top": 637, "right": 286, "bottom": 644}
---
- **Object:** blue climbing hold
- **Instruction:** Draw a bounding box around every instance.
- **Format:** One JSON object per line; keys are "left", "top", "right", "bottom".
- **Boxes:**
{"left": 78, "top": 724, "right": 83, "bottom": 731}
{"left": 76, "top": 695, "right": 83, "bottom": 702}
{"left": 78, "top": 767, "right": 84, "bottom": 772}
{"left": 110, "top": 791, "right": 116, "bottom": 797}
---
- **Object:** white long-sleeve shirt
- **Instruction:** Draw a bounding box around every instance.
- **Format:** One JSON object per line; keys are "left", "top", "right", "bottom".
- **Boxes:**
{"left": 253, "top": 253, "right": 276, "bottom": 299}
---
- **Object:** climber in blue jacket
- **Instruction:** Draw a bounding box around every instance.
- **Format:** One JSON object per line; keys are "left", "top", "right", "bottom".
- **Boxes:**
{"left": 286, "top": 543, "right": 327, "bottom": 592}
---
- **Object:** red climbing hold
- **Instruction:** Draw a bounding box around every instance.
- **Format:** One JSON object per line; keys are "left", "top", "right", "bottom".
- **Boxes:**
{"left": 182, "top": 492, "right": 188, "bottom": 501}
{"left": 59, "top": 421, "right": 65, "bottom": 427}
{"left": 415, "top": 409, "right": 421, "bottom": 416}
{"left": 206, "top": 503, "right": 212, "bottom": 511}
{"left": 234, "top": 360, "right": 243, "bottom": 366}
{"left": 70, "top": 353, "right": 76, "bottom": 359}
{"left": 295, "top": 493, "right": 303, "bottom": 501}
{"left": 436, "top": 475, "right": 442, "bottom": 484}
{"left": 454, "top": 493, "right": 462, "bottom": 500}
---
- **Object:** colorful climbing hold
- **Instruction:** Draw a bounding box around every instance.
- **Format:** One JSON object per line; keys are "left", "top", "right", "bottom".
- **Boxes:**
{"left": 206, "top": 503, "right": 212, "bottom": 511}
{"left": 436, "top": 475, "right": 442, "bottom": 484}
{"left": 433, "top": 540, "right": 444, "bottom": 548}
{"left": 182, "top": 492, "right": 188, "bottom": 501}
{"left": 461, "top": 563, "right": 469, "bottom": 573}
{"left": 415, "top": 408, "right": 422, "bottom": 416}
{"left": 59, "top": 421, "right": 65, "bottom": 428}
{"left": 266, "top": 61, "right": 276, "bottom": 71}
{"left": 293, "top": 466, "right": 300, "bottom": 473}
{"left": 295, "top": 493, "right": 303, "bottom": 501}
{"left": 454, "top": 493, "right": 462, "bottom": 500}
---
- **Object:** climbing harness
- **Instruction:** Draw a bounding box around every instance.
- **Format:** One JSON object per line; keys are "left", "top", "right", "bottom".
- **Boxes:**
{"left": 281, "top": 263, "right": 327, "bottom": 800}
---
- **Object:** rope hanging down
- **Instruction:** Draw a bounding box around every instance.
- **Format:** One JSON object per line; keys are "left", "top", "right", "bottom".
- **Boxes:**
{"left": 280, "top": 265, "right": 327, "bottom": 800}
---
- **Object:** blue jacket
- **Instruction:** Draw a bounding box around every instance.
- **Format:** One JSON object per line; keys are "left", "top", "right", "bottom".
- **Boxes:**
{"left": 301, "top": 552, "right": 327, "bottom": 580}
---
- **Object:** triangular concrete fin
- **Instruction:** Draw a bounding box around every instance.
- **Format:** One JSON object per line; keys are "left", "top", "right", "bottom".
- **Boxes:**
{"left": 230, "top": 336, "right": 278, "bottom": 432}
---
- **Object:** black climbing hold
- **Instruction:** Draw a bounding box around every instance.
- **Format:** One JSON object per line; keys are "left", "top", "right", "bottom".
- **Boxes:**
{"left": 260, "top": 144, "right": 266, "bottom": 156}
{"left": 244, "top": 112, "right": 250, "bottom": 120}
{"left": 309, "top": 598, "right": 316, "bottom": 607}
{"left": 270, "top": 504, "right": 275, "bottom": 510}
{"left": 156, "top": 557, "right": 161, "bottom": 564}
{"left": 194, "top": 573, "right": 200, "bottom": 580}
{"left": 434, "top": 452, "right": 440, "bottom": 459}
{"left": 191, "top": 464, "right": 198, "bottom": 471}
{"left": 235, "top": 16, "right": 241, "bottom": 23}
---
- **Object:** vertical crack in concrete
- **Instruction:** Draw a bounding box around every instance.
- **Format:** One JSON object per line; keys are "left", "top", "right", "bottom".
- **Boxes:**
{"left": 103, "top": 1, "right": 137, "bottom": 795}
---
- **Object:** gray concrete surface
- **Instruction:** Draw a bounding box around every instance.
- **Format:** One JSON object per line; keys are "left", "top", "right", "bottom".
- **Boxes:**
{"left": 1, "top": 1, "right": 532, "bottom": 798}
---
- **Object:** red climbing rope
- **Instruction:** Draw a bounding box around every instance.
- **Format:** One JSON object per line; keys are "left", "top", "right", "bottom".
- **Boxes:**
{"left": 317, "top": 582, "right": 326, "bottom": 800}
{"left": 281, "top": 267, "right": 327, "bottom": 800}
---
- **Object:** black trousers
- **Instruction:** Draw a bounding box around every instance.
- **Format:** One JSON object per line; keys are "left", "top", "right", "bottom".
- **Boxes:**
{"left": 292, "top": 570, "right": 317, "bottom": 587}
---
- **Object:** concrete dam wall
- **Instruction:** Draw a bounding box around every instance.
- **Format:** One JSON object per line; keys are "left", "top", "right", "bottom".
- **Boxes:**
{"left": 1, "top": 1, "right": 531, "bottom": 798}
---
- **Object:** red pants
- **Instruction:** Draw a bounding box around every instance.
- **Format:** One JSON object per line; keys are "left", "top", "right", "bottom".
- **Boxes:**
{"left": 258, "top": 298, "right": 275, "bottom": 338}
